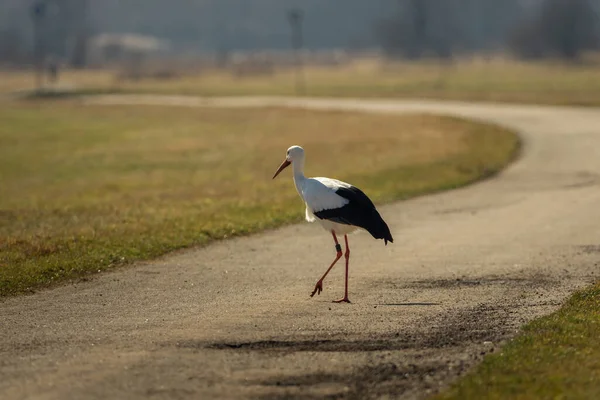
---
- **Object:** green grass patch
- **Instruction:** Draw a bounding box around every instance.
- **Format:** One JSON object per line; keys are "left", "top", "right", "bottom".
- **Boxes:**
{"left": 0, "top": 102, "right": 519, "bottom": 296}
{"left": 435, "top": 281, "right": 600, "bottom": 399}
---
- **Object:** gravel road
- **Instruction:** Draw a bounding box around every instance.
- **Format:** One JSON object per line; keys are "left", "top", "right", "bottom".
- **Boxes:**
{"left": 2, "top": 97, "right": 600, "bottom": 399}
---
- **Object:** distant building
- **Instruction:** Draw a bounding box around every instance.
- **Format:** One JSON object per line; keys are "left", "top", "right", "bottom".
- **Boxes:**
{"left": 88, "top": 33, "right": 170, "bottom": 65}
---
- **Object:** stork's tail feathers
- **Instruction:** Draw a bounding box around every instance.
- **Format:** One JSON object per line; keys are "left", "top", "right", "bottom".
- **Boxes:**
{"left": 366, "top": 210, "right": 393, "bottom": 245}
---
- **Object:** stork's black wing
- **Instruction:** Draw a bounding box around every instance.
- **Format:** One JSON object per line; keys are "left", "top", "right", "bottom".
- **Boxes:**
{"left": 314, "top": 186, "right": 394, "bottom": 245}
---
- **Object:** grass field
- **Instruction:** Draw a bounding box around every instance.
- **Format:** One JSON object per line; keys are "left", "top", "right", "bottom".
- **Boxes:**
{"left": 0, "top": 101, "right": 519, "bottom": 296}
{"left": 4, "top": 58, "right": 600, "bottom": 106}
{"left": 436, "top": 281, "right": 600, "bottom": 399}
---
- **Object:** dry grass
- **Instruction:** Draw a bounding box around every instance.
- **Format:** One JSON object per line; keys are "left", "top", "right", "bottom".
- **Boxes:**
{"left": 0, "top": 101, "right": 519, "bottom": 296}
{"left": 3, "top": 57, "right": 600, "bottom": 106}
{"left": 0, "top": 69, "right": 112, "bottom": 95}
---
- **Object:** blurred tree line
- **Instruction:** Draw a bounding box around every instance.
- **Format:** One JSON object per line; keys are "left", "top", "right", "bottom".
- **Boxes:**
{"left": 0, "top": 0, "right": 88, "bottom": 67}
{"left": 1, "top": 0, "right": 599, "bottom": 66}
{"left": 379, "top": 0, "right": 600, "bottom": 60}
{"left": 378, "top": 0, "right": 522, "bottom": 58}
{"left": 509, "top": 0, "right": 599, "bottom": 59}
{"left": 0, "top": 0, "right": 396, "bottom": 66}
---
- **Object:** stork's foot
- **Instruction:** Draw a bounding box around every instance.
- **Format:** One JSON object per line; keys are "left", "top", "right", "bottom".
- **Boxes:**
{"left": 333, "top": 297, "right": 351, "bottom": 304}
{"left": 310, "top": 280, "right": 324, "bottom": 297}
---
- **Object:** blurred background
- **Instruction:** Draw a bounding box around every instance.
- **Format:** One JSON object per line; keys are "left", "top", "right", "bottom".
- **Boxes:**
{"left": 0, "top": 0, "right": 577, "bottom": 296}
{"left": 1, "top": 0, "right": 600, "bottom": 103}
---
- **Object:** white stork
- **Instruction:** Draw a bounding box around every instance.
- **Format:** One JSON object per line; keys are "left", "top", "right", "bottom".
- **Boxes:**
{"left": 272, "top": 145, "right": 393, "bottom": 303}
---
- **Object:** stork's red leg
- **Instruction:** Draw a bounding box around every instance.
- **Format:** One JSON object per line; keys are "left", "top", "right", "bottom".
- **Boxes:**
{"left": 310, "top": 231, "right": 342, "bottom": 297}
{"left": 333, "top": 235, "right": 351, "bottom": 303}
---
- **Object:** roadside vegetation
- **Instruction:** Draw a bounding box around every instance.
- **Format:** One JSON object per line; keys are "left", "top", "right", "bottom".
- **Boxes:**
{"left": 436, "top": 281, "right": 600, "bottom": 400}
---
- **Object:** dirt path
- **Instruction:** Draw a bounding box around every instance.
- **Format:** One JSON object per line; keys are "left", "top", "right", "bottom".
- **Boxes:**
{"left": 2, "top": 97, "right": 600, "bottom": 400}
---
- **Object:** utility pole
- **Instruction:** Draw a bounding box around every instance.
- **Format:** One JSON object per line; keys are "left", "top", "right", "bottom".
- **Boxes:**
{"left": 71, "top": 0, "right": 90, "bottom": 68}
{"left": 287, "top": 8, "right": 305, "bottom": 96}
{"left": 30, "top": 1, "right": 47, "bottom": 91}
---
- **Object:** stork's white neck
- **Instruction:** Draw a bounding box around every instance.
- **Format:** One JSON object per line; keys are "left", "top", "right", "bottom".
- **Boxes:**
{"left": 292, "top": 157, "right": 306, "bottom": 193}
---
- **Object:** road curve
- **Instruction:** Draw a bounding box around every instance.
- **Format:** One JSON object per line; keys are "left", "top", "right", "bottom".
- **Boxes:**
{"left": 2, "top": 97, "right": 600, "bottom": 399}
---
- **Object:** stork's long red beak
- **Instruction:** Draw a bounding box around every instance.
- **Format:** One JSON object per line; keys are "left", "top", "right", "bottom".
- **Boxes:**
{"left": 272, "top": 159, "right": 291, "bottom": 179}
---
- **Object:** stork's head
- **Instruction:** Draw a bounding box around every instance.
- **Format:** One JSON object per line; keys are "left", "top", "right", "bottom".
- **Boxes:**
{"left": 272, "top": 145, "right": 304, "bottom": 179}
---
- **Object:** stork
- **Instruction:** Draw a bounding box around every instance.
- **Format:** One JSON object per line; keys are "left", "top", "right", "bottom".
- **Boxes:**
{"left": 272, "top": 145, "right": 393, "bottom": 303}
